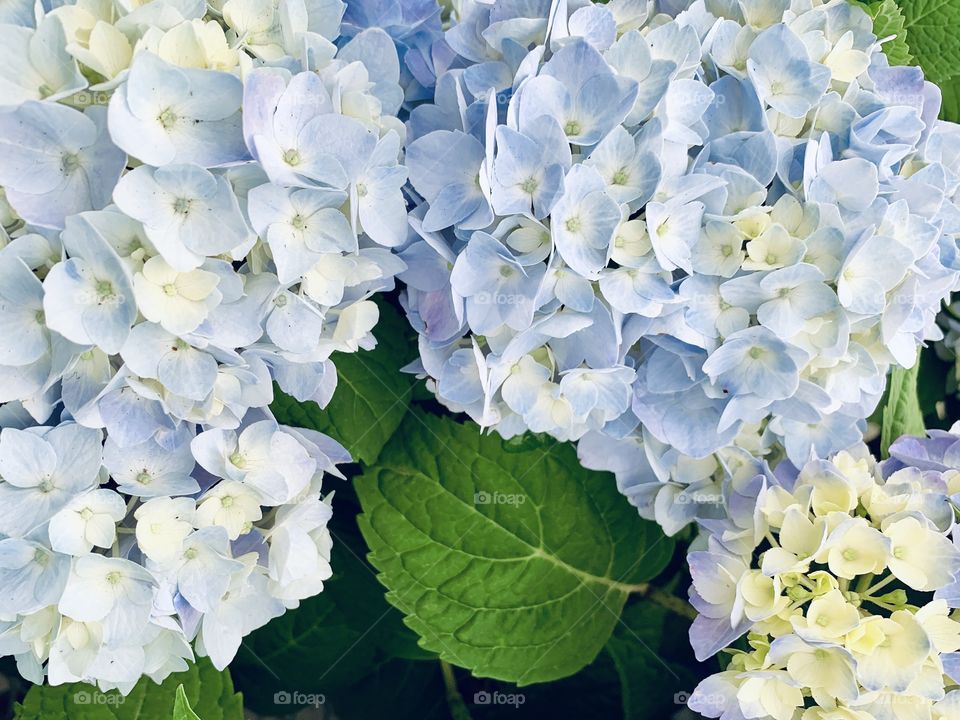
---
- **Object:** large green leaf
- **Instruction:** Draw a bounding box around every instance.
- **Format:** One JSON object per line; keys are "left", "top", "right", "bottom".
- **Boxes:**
{"left": 862, "top": 0, "right": 914, "bottom": 65}
{"left": 942, "top": 75, "right": 960, "bottom": 122}
{"left": 900, "top": 0, "right": 960, "bottom": 83}
{"left": 355, "top": 413, "right": 675, "bottom": 685}
{"left": 465, "top": 597, "right": 700, "bottom": 719}
{"left": 271, "top": 300, "right": 416, "bottom": 464}
{"left": 881, "top": 358, "right": 927, "bottom": 457}
{"left": 14, "top": 659, "right": 241, "bottom": 720}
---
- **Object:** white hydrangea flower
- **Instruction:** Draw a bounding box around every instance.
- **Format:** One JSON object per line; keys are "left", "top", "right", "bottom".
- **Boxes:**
{"left": 0, "top": 0, "right": 395, "bottom": 692}
{"left": 689, "top": 433, "right": 960, "bottom": 719}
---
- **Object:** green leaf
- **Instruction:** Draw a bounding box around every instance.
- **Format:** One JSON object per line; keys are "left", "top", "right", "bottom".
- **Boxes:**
{"left": 916, "top": 343, "right": 955, "bottom": 428}
{"left": 14, "top": 658, "right": 242, "bottom": 720}
{"left": 881, "top": 358, "right": 927, "bottom": 457}
{"left": 230, "top": 499, "right": 433, "bottom": 716}
{"left": 941, "top": 75, "right": 960, "bottom": 122}
{"left": 355, "top": 412, "right": 675, "bottom": 685}
{"left": 900, "top": 0, "right": 960, "bottom": 83}
{"left": 603, "top": 601, "right": 696, "bottom": 718}
{"left": 862, "top": 0, "right": 914, "bottom": 65}
{"left": 467, "top": 597, "right": 701, "bottom": 719}
{"left": 270, "top": 300, "right": 416, "bottom": 464}
{"left": 172, "top": 686, "right": 201, "bottom": 720}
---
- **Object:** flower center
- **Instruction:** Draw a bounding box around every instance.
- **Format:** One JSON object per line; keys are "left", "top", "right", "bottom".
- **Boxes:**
{"left": 62, "top": 153, "right": 82, "bottom": 174}
{"left": 158, "top": 108, "right": 178, "bottom": 128}
{"left": 174, "top": 198, "right": 192, "bottom": 216}
{"left": 95, "top": 280, "right": 114, "bottom": 301}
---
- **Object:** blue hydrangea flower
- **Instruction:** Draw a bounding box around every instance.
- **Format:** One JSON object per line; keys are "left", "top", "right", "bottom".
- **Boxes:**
{"left": 0, "top": 103, "right": 125, "bottom": 229}
{"left": 108, "top": 52, "right": 248, "bottom": 167}
{"left": 398, "top": 0, "right": 960, "bottom": 538}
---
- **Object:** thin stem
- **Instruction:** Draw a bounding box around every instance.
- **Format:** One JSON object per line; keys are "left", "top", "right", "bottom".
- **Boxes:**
{"left": 796, "top": 575, "right": 815, "bottom": 590}
{"left": 863, "top": 574, "right": 896, "bottom": 598}
{"left": 854, "top": 573, "right": 875, "bottom": 594}
{"left": 440, "top": 661, "right": 473, "bottom": 720}
{"left": 862, "top": 598, "right": 899, "bottom": 613}
{"left": 631, "top": 584, "right": 698, "bottom": 621}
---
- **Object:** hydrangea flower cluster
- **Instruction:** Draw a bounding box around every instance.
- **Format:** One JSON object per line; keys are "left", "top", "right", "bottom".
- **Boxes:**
{"left": 0, "top": 0, "right": 411, "bottom": 692}
{"left": 688, "top": 428, "right": 960, "bottom": 719}
{"left": 397, "top": 0, "right": 960, "bottom": 536}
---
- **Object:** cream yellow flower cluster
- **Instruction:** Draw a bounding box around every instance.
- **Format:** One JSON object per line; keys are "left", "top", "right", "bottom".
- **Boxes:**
{"left": 689, "top": 439, "right": 960, "bottom": 719}
{"left": 40, "top": 0, "right": 313, "bottom": 88}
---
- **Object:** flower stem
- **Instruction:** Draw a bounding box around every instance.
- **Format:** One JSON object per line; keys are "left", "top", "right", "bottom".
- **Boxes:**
{"left": 440, "top": 661, "right": 473, "bottom": 720}
{"left": 863, "top": 574, "right": 896, "bottom": 598}
{"left": 630, "top": 584, "right": 698, "bottom": 621}
{"left": 854, "top": 573, "right": 875, "bottom": 594}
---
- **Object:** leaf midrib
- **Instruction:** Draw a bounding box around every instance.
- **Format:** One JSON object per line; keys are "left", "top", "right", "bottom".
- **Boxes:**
{"left": 371, "top": 464, "right": 645, "bottom": 595}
